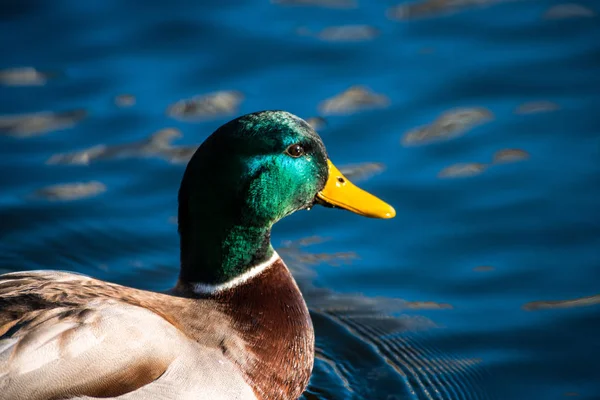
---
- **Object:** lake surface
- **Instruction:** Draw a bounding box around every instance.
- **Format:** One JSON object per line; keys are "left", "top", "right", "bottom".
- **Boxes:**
{"left": 1, "top": 1, "right": 599, "bottom": 399}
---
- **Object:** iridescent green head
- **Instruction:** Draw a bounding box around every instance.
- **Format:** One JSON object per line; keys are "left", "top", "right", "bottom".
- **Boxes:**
{"left": 178, "top": 110, "right": 394, "bottom": 285}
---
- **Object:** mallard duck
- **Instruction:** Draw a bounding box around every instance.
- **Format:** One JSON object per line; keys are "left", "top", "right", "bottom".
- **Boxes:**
{"left": 0, "top": 110, "right": 395, "bottom": 400}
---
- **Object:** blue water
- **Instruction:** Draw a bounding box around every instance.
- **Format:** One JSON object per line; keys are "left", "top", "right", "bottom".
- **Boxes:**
{"left": 1, "top": 1, "right": 599, "bottom": 399}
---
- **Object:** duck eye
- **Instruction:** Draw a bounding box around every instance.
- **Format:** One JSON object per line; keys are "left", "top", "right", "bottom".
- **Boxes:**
{"left": 285, "top": 144, "right": 305, "bottom": 158}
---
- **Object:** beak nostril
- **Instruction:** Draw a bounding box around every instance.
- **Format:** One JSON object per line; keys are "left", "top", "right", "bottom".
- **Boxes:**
{"left": 337, "top": 177, "right": 345, "bottom": 184}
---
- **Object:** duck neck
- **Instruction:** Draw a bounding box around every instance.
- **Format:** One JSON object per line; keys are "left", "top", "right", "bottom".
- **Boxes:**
{"left": 178, "top": 208, "right": 274, "bottom": 286}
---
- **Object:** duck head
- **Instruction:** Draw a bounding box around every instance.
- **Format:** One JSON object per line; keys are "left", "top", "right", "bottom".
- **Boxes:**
{"left": 178, "top": 110, "right": 394, "bottom": 285}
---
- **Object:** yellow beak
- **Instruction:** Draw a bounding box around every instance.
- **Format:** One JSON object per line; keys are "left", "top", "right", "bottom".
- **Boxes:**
{"left": 316, "top": 159, "right": 396, "bottom": 219}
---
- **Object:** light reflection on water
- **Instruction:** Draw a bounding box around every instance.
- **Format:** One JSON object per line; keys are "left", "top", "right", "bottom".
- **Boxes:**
{"left": 1, "top": 1, "right": 599, "bottom": 399}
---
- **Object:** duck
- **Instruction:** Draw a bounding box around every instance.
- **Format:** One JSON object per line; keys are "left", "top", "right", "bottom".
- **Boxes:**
{"left": 0, "top": 110, "right": 395, "bottom": 400}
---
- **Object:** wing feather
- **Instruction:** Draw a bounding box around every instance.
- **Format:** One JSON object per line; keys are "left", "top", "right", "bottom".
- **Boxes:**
{"left": 0, "top": 272, "right": 181, "bottom": 399}
{"left": 0, "top": 300, "right": 182, "bottom": 399}
{"left": 0, "top": 271, "right": 257, "bottom": 400}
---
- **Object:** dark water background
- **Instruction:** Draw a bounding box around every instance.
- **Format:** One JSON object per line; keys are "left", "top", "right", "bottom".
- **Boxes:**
{"left": 1, "top": 1, "right": 599, "bottom": 399}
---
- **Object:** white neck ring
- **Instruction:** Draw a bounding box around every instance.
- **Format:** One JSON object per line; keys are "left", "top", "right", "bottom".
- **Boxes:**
{"left": 190, "top": 251, "right": 280, "bottom": 295}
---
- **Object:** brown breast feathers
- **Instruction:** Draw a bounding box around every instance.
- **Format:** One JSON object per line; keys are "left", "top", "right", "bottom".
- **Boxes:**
{"left": 212, "top": 259, "right": 314, "bottom": 400}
